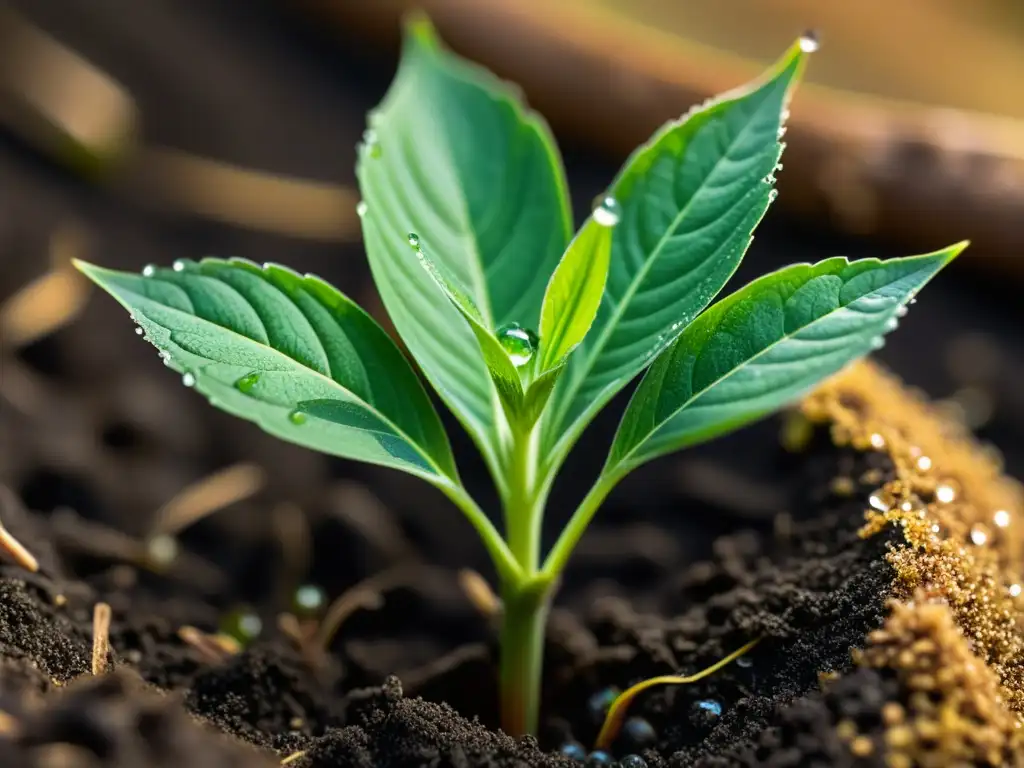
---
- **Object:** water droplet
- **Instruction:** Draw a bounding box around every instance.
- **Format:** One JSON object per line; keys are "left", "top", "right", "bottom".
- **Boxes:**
{"left": 496, "top": 323, "right": 538, "bottom": 367}
{"left": 780, "top": 109, "right": 791, "bottom": 123}
{"left": 592, "top": 195, "right": 622, "bottom": 227}
{"left": 970, "top": 524, "right": 988, "bottom": 546}
{"left": 994, "top": 510, "right": 1011, "bottom": 528}
{"left": 172, "top": 259, "right": 186, "bottom": 272}
{"left": 1010, "top": 584, "right": 1022, "bottom": 598}
{"left": 768, "top": 189, "right": 779, "bottom": 203}
{"left": 869, "top": 433, "right": 886, "bottom": 449}
{"left": 292, "top": 584, "right": 327, "bottom": 616}
{"left": 289, "top": 410, "right": 308, "bottom": 425}
{"left": 362, "top": 128, "right": 382, "bottom": 158}
{"left": 235, "top": 372, "right": 260, "bottom": 393}
{"left": 885, "top": 317, "right": 899, "bottom": 332}
{"left": 142, "top": 264, "right": 156, "bottom": 277}
{"left": 220, "top": 607, "right": 262, "bottom": 645}
{"left": 587, "top": 687, "right": 619, "bottom": 719}
{"left": 559, "top": 743, "right": 586, "bottom": 761}
{"left": 586, "top": 750, "right": 614, "bottom": 766}
{"left": 619, "top": 756, "right": 648, "bottom": 768}
{"left": 407, "top": 232, "right": 421, "bottom": 248}
{"left": 695, "top": 698, "right": 723, "bottom": 718}
{"left": 737, "top": 656, "right": 754, "bottom": 668}
{"left": 146, "top": 534, "right": 179, "bottom": 568}
{"left": 916, "top": 455, "right": 932, "bottom": 471}
{"left": 799, "top": 30, "right": 820, "bottom": 53}
{"left": 935, "top": 484, "right": 956, "bottom": 504}
{"left": 868, "top": 494, "right": 889, "bottom": 512}
{"left": 181, "top": 372, "right": 196, "bottom": 387}
{"left": 870, "top": 336, "right": 884, "bottom": 350}
{"left": 623, "top": 716, "right": 656, "bottom": 745}
{"left": 777, "top": 126, "right": 788, "bottom": 140}
{"left": 909, "top": 297, "right": 918, "bottom": 305}
{"left": 135, "top": 327, "right": 144, "bottom": 336}
{"left": 896, "top": 305, "right": 909, "bottom": 317}
{"left": 356, "top": 200, "right": 368, "bottom": 218}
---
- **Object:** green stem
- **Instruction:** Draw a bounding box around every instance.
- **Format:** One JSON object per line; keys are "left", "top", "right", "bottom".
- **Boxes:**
{"left": 504, "top": 422, "right": 541, "bottom": 572}
{"left": 541, "top": 467, "right": 625, "bottom": 578}
{"left": 499, "top": 577, "right": 551, "bottom": 736}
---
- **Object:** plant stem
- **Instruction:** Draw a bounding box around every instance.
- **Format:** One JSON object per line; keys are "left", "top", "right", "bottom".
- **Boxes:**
{"left": 498, "top": 577, "right": 550, "bottom": 736}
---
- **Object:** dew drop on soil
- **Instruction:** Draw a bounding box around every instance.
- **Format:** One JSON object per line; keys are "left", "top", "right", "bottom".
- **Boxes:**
{"left": 181, "top": 372, "right": 196, "bottom": 387}
{"left": 620, "top": 756, "right": 648, "bottom": 768}
{"left": 586, "top": 750, "right": 614, "bottom": 766}
{"left": 799, "top": 30, "right": 820, "bottom": 53}
{"left": 695, "top": 698, "right": 723, "bottom": 717}
{"left": 235, "top": 372, "right": 260, "bottom": 393}
{"left": 736, "top": 655, "right": 754, "bottom": 668}
{"left": 587, "top": 686, "right": 619, "bottom": 719}
{"left": 146, "top": 534, "right": 179, "bottom": 568}
{"left": 559, "top": 743, "right": 586, "bottom": 761}
{"left": 623, "top": 716, "right": 656, "bottom": 745}
{"left": 292, "top": 584, "right": 327, "bottom": 616}
{"left": 496, "top": 323, "right": 537, "bottom": 367}
{"left": 592, "top": 195, "right": 622, "bottom": 227}
{"left": 220, "top": 607, "right": 262, "bottom": 644}
{"left": 289, "top": 410, "right": 308, "bottom": 425}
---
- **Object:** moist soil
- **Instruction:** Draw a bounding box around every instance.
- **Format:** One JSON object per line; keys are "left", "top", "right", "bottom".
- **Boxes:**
{"left": 2, "top": 2, "right": 1023, "bottom": 767}
{"left": 0, "top": 422, "right": 902, "bottom": 768}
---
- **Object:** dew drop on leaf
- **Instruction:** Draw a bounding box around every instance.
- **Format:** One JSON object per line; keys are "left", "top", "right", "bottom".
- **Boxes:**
{"left": 896, "top": 305, "right": 908, "bottom": 317}
{"left": 356, "top": 200, "right": 368, "bottom": 218}
{"left": 407, "top": 232, "right": 421, "bottom": 248}
{"left": 235, "top": 372, "right": 260, "bottom": 393}
{"left": 182, "top": 372, "right": 196, "bottom": 387}
{"left": 799, "top": 30, "right": 820, "bottom": 53}
{"left": 135, "top": 327, "right": 144, "bottom": 336}
{"left": 362, "top": 128, "right": 382, "bottom": 158}
{"left": 496, "top": 323, "right": 538, "bottom": 367}
{"left": 172, "top": 259, "right": 186, "bottom": 272}
{"left": 142, "top": 264, "right": 156, "bottom": 277}
{"left": 592, "top": 195, "right": 622, "bottom": 227}
{"left": 289, "top": 410, "right": 308, "bottom": 425}
{"left": 885, "top": 317, "right": 899, "bottom": 331}
{"left": 870, "top": 336, "right": 884, "bottom": 350}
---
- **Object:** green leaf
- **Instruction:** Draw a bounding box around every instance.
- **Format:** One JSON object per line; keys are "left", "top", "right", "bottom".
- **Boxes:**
{"left": 544, "top": 40, "right": 807, "bottom": 459}
{"left": 538, "top": 218, "right": 612, "bottom": 372}
{"left": 357, "top": 17, "right": 571, "bottom": 464}
{"left": 607, "top": 244, "right": 966, "bottom": 473}
{"left": 74, "top": 258, "right": 459, "bottom": 484}
{"left": 413, "top": 242, "right": 526, "bottom": 420}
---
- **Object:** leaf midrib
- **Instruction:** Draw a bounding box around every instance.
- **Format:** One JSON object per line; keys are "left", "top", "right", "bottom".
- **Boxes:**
{"left": 123, "top": 278, "right": 452, "bottom": 481}
{"left": 611, "top": 263, "right": 924, "bottom": 470}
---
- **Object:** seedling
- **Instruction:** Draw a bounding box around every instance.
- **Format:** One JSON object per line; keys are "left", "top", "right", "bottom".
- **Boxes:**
{"left": 74, "top": 17, "right": 965, "bottom": 738}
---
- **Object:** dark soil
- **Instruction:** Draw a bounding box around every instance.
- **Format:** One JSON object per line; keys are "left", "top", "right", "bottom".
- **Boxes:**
{"left": 1, "top": 2, "right": 1022, "bottom": 767}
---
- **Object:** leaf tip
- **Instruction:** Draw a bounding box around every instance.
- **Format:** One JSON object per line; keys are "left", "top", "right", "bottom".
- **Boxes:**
{"left": 402, "top": 10, "right": 441, "bottom": 52}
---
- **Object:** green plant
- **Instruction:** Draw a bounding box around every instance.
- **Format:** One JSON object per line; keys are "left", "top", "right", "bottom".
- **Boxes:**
{"left": 74, "top": 18, "right": 965, "bottom": 738}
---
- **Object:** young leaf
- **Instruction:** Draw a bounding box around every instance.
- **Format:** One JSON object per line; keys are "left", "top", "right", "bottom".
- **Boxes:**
{"left": 357, "top": 17, "right": 571, "bottom": 463}
{"left": 606, "top": 244, "right": 966, "bottom": 473}
{"left": 538, "top": 218, "right": 612, "bottom": 372}
{"left": 74, "top": 258, "right": 459, "bottom": 484}
{"left": 413, "top": 242, "right": 526, "bottom": 419}
{"left": 544, "top": 40, "right": 808, "bottom": 460}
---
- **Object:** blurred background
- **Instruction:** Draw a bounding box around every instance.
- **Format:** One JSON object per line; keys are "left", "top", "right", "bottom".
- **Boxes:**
{"left": 0, "top": 0, "right": 1022, "bottom": 622}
